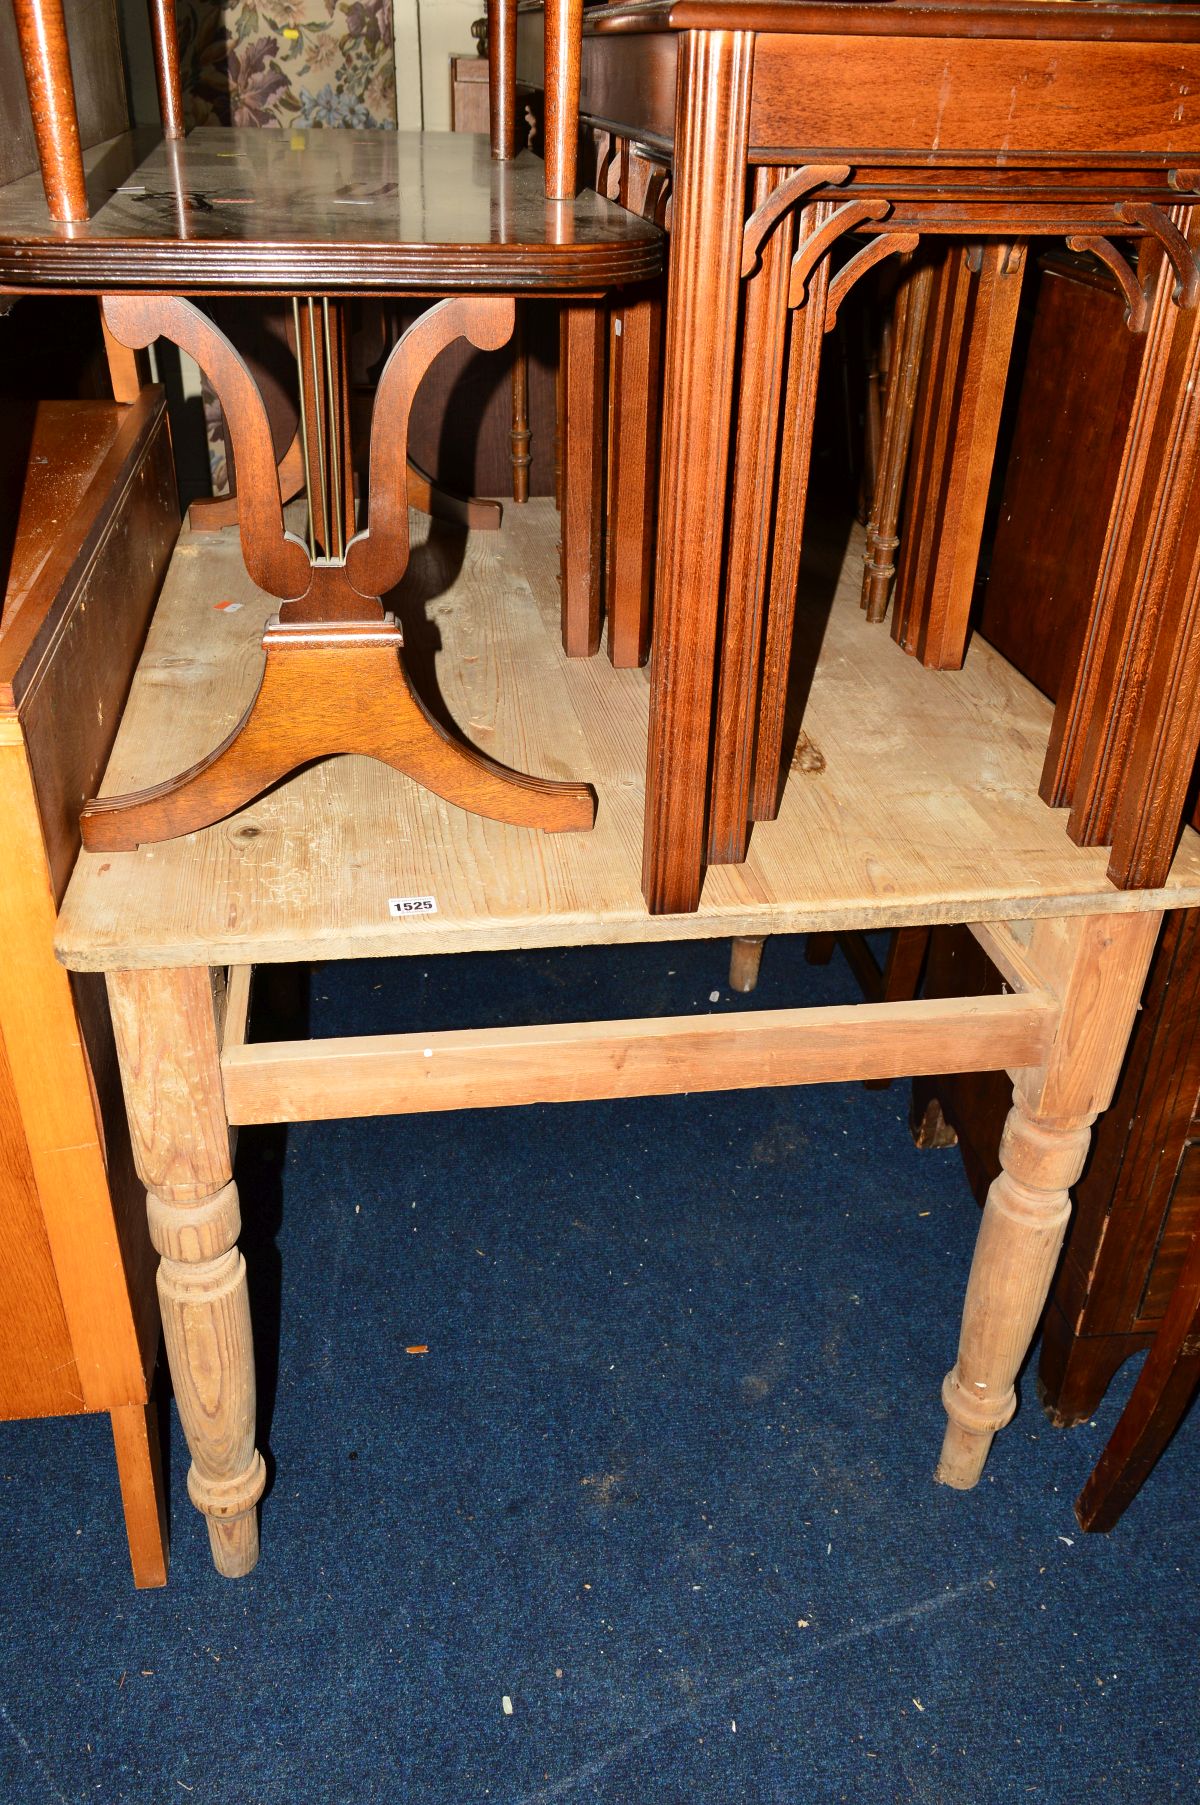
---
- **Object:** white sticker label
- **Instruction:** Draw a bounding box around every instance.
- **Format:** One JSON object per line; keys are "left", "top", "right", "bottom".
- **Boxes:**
{"left": 388, "top": 895, "right": 438, "bottom": 917}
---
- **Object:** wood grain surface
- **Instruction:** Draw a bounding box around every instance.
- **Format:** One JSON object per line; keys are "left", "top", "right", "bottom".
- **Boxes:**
{"left": 0, "top": 131, "right": 663, "bottom": 294}
{"left": 56, "top": 501, "right": 1200, "bottom": 973}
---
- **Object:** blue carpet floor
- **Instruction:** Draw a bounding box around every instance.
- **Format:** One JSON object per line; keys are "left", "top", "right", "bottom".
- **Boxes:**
{"left": 1, "top": 934, "right": 1195, "bottom": 1804}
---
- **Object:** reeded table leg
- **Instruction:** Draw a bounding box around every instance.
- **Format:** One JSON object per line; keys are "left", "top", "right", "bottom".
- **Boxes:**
{"left": 107, "top": 966, "right": 266, "bottom": 1577}
{"left": 937, "top": 911, "right": 1161, "bottom": 1488}
{"left": 642, "top": 27, "right": 753, "bottom": 912}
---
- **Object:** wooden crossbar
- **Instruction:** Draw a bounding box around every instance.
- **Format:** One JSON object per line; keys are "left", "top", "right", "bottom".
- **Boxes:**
{"left": 220, "top": 990, "right": 1056, "bottom": 1126}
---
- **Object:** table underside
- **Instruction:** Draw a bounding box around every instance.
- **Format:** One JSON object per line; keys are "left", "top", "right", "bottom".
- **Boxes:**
{"left": 55, "top": 499, "right": 1200, "bottom": 973}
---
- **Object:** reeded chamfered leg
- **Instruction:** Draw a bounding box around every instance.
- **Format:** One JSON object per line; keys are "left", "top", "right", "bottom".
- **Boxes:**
{"left": 642, "top": 27, "right": 754, "bottom": 912}
{"left": 937, "top": 911, "right": 1160, "bottom": 1489}
{"left": 107, "top": 967, "right": 266, "bottom": 1576}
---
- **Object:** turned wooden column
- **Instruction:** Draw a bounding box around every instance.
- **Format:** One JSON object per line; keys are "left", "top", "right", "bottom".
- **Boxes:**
{"left": 13, "top": 0, "right": 88, "bottom": 222}
{"left": 937, "top": 911, "right": 1161, "bottom": 1489}
{"left": 861, "top": 256, "right": 934, "bottom": 622}
{"left": 107, "top": 967, "right": 266, "bottom": 1577}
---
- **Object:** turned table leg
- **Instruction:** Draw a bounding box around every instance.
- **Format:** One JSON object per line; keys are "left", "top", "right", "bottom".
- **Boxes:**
{"left": 937, "top": 911, "right": 1161, "bottom": 1488}
{"left": 107, "top": 967, "right": 266, "bottom": 1576}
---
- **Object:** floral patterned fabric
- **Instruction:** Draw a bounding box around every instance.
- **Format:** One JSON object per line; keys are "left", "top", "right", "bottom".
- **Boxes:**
{"left": 178, "top": 0, "right": 398, "bottom": 134}
{"left": 179, "top": 0, "right": 398, "bottom": 488}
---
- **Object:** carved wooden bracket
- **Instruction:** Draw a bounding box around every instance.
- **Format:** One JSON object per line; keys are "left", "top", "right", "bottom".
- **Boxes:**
{"left": 789, "top": 198, "right": 890, "bottom": 309}
{"left": 824, "top": 230, "right": 920, "bottom": 331}
{"left": 343, "top": 295, "right": 514, "bottom": 602}
{"left": 1065, "top": 234, "right": 1151, "bottom": 332}
{"left": 1118, "top": 201, "right": 1200, "bottom": 309}
{"left": 741, "top": 163, "right": 851, "bottom": 277}
{"left": 103, "top": 293, "right": 312, "bottom": 602}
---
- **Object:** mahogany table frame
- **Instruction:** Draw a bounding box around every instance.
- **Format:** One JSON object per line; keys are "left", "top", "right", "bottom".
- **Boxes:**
{"left": 518, "top": 0, "right": 1200, "bottom": 915}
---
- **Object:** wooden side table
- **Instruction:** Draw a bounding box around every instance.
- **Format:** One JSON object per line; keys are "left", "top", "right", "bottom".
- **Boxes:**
{"left": 55, "top": 500, "right": 1200, "bottom": 1575}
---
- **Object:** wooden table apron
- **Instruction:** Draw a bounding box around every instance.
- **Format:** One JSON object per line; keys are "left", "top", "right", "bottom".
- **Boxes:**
{"left": 531, "top": 1, "right": 1200, "bottom": 915}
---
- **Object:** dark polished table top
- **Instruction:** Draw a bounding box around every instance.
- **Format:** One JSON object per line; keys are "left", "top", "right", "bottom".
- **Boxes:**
{"left": 0, "top": 129, "right": 663, "bottom": 296}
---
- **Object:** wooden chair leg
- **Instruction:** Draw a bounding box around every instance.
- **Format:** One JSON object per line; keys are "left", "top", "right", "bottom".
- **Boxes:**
{"left": 560, "top": 300, "right": 605, "bottom": 657}
{"left": 511, "top": 306, "right": 531, "bottom": 503}
{"left": 605, "top": 287, "right": 660, "bottom": 668}
{"left": 1076, "top": 1209, "right": 1200, "bottom": 1531}
{"left": 862, "top": 257, "right": 934, "bottom": 622}
{"left": 937, "top": 912, "right": 1160, "bottom": 1489}
{"left": 605, "top": 146, "right": 666, "bottom": 670}
{"left": 728, "top": 936, "right": 765, "bottom": 993}
{"left": 101, "top": 313, "right": 150, "bottom": 405}
{"left": 107, "top": 968, "right": 266, "bottom": 1577}
{"left": 110, "top": 1399, "right": 169, "bottom": 1589}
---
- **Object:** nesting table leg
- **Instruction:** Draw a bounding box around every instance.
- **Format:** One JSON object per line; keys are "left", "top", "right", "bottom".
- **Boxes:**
{"left": 107, "top": 967, "right": 266, "bottom": 1577}
{"left": 937, "top": 911, "right": 1161, "bottom": 1488}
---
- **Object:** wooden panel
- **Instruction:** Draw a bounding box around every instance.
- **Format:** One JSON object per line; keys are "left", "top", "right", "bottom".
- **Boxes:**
{"left": 0, "top": 1014, "right": 83, "bottom": 1418}
{"left": 0, "top": 400, "right": 121, "bottom": 640}
{"left": 451, "top": 56, "right": 492, "bottom": 135}
{"left": 1141, "top": 1142, "right": 1200, "bottom": 1322}
{"left": 983, "top": 255, "right": 1144, "bottom": 704}
{"left": 575, "top": 30, "right": 678, "bottom": 146}
{"left": 18, "top": 406, "right": 178, "bottom": 900}
{"left": 750, "top": 35, "right": 1200, "bottom": 157}
{"left": 0, "top": 738, "right": 146, "bottom": 1408}
{"left": 0, "top": 0, "right": 128, "bottom": 190}
{"left": 222, "top": 991, "right": 1056, "bottom": 1124}
{"left": 57, "top": 505, "right": 1200, "bottom": 974}
{"left": 613, "top": 2, "right": 1200, "bottom": 44}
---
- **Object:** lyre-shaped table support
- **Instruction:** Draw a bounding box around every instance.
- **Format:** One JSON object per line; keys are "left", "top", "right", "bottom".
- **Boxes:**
{"left": 80, "top": 291, "right": 596, "bottom": 850}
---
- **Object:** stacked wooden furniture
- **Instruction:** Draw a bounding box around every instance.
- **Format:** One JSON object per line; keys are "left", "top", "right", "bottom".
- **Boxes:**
{"left": 12, "top": 0, "right": 1200, "bottom": 1579}
{"left": 518, "top": 0, "right": 1200, "bottom": 920}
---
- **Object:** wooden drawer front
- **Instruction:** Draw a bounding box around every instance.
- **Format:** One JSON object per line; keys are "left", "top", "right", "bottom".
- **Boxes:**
{"left": 751, "top": 36, "right": 1200, "bottom": 160}
{"left": 18, "top": 403, "right": 177, "bottom": 903}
